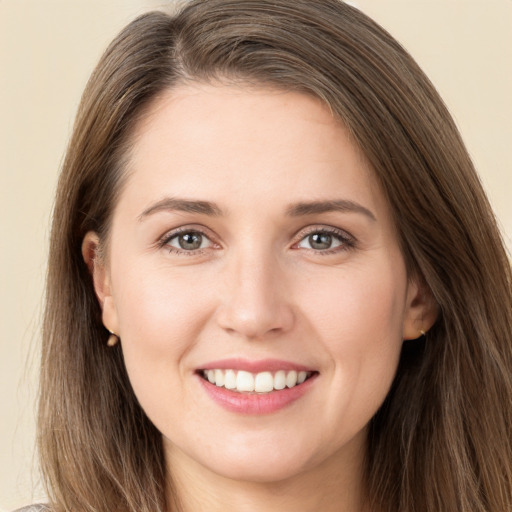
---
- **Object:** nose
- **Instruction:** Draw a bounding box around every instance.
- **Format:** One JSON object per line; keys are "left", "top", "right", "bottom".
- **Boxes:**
{"left": 215, "top": 251, "right": 295, "bottom": 340}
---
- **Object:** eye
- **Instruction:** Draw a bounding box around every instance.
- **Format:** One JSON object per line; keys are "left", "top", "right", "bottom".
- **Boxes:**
{"left": 295, "top": 228, "right": 353, "bottom": 252}
{"left": 165, "top": 230, "right": 213, "bottom": 252}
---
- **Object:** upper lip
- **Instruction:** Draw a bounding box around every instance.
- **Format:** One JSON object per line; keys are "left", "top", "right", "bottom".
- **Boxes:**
{"left": 198, "top": 358, "right": 315, "bottom": 373}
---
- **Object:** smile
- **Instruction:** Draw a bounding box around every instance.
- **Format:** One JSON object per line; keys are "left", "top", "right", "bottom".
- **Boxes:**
{"left": 200, "top": 369, "right": 314, "bottom": 393}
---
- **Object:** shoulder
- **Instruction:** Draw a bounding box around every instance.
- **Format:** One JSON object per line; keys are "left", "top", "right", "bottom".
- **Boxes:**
{"left": 13, "top": 506, "right": 50, "bottom": 512}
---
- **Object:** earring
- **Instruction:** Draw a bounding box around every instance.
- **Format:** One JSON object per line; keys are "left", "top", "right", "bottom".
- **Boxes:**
{"left": 107, "top": 329, "right": 119, "bottom": 347}
{"left": 420, "top": 329, "right": 426, "bottom": 337}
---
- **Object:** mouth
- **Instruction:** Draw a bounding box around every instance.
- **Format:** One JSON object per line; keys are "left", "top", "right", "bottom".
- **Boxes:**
{"left": 196, "top": 360, "right": 319, "bottom": 414}
{"left": 198, "top": 368, "right": 317, "bottom": 394}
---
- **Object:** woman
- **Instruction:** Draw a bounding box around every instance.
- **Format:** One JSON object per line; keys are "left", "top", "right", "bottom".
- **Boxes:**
{"left": 30, "top": 0, "right": 512, "bottom": 511}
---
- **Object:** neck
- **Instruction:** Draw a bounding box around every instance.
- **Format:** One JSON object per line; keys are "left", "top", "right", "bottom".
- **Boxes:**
{"left": 165, "top": 437, "right": 369, "bottom": 512}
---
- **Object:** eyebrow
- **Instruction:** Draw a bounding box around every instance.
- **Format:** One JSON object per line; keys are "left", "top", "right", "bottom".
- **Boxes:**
{"left": 138, "top": 198, "right": 223, "bottom": 220}
{"left": 286, "top": 199, "right": 376, "bottom": 221}
{"left": 138, "top": 197, "right": 376, "bottom": 222}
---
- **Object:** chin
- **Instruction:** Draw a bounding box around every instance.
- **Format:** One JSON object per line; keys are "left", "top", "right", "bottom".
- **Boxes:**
{"left": 189, "top": 432, "right": 328, "bottom": 484}
{"left": 203, "top": 454, "right": 311, "bottom": 484}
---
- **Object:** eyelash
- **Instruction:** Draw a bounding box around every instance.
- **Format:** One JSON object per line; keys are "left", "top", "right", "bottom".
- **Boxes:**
{"left": 158, "top": 226, "right": 216, "bottom": 256}
{"left": 293, "top": 226, "right": 356, "bottom": 255}
{"left": 157, "top": 225, "right": 356, "bottom": 256}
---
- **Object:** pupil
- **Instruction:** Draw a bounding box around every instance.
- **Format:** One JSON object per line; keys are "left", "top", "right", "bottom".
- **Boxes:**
{"left": 310, "top": 233, "right": 332, "bottom": 250}
{"left": 179, "top": 232, "right": 202, "bottom": 250}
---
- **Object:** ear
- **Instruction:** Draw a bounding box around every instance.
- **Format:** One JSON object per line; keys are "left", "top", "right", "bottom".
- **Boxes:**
{"left": 82, "top": 231, "right": 119, "bottom": 334}
{"left": 402, "top": 276, "right": 438, "bottom": 340}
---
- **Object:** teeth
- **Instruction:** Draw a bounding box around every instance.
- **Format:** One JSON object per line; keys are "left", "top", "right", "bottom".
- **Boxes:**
{"left": 214, "top": 369, "right": 224, "bottom": 387}
{"left": 286, "top": 370, "right": 298, "bottom": 388}
{"left": 254, "top": 371, "right": 273, "bottom": 393}
{"left": 236, "top": 371, "right": 254, "bottom": 392}
{"left": 274, "top": 370, "right": 286, "bottom": 390}
{"left": 201, "top": 368, "right": 313, "bottom": 393}
{"left": 224, "top": 369, "right": 236, "bottom": 389}
{"left": 297, "top": 371, "right": 307, "bottom": 384}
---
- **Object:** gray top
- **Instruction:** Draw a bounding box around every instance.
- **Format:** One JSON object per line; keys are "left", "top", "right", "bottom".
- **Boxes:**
{"left": 13, "top": 506, "right": 49, "bottom": 512}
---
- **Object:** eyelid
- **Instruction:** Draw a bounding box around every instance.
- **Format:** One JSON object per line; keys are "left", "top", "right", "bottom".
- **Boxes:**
{"left": 155, "top": 223, "right": 356, "bottom": 256}
{"left": 291, "top": 225, "right": 356, "bottom": 252}
{"left": 157, "top": 224, "right": 220, "bottom": 253}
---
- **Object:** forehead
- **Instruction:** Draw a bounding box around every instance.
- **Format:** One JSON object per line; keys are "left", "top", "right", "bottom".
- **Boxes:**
{"left": 120, "top": 83, "right": 387, "bottom": 218}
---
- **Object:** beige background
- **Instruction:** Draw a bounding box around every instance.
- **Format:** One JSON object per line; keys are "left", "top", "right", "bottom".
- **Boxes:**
{"left": 1, "top": 1, "right": 511, "bottom": 509}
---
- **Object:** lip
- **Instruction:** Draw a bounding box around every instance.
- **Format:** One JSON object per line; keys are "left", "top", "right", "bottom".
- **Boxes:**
{"left": 199, "top": 358, "right": 314, "bottom": 373}
{"left": 196, "top": 359, "right": 318, "bottom": 414}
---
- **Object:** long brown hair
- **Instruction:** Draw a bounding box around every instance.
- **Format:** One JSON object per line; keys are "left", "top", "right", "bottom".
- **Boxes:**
{"left": 39, "top": 1, "right": 512, "bottom": 511}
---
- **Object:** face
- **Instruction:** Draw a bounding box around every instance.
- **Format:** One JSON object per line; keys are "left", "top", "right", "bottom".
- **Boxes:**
{"left": 86, "top": 84, "right": 429, "bottom": 486}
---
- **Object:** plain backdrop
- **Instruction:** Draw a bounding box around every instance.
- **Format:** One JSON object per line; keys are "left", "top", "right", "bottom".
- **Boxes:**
{"left": 1, "top": 1, "right": 511, "bottom": 509}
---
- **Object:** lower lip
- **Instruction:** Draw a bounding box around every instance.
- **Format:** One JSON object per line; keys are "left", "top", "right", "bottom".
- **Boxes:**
{"left": 197, "top": 373, "right": 317, "bottom": 414}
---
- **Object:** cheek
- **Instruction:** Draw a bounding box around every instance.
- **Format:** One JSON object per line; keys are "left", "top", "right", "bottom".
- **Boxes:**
{"left": 110, "top": 265, "right": 215, "bottom": 405}
{"left": 114, "top": 261, "right": 215, "bottom": 340}
{"left": 301, "top": 259, "right": 406, "bottom": 343}
{"left": 301, "top": 260, "right": 406, "bottom": 405}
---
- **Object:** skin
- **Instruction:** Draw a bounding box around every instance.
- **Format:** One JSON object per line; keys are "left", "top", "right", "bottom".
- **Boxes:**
{"left": 84, "top": 84, "right": 435, "bottom": 512}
